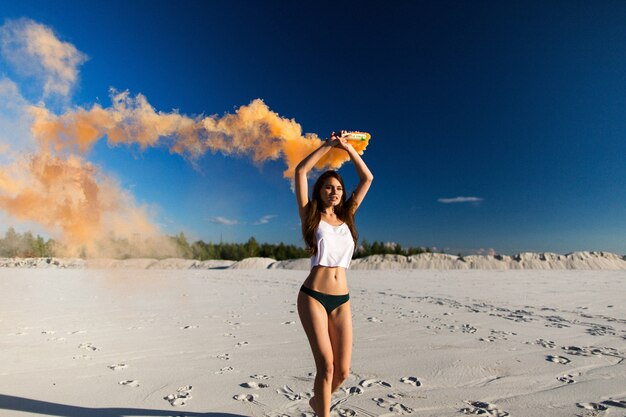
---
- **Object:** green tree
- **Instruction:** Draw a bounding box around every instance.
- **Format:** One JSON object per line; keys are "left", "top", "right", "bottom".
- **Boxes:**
{"left": 370, "top": 241, "right": 382, "bottom": 256}
{"left": 191, "top": 241, "right": 207, "bottom": 260}
{"left": 244, "top": 237, "right": 260, "bottom": 258}
{"left": 21, "top": 232, "right": 35, "bottom": 257}
{"left": 34, "top": 236, "right": 49, "bottom": 257}
{"left": 1, "top": 227, "right": 19, "bottom": 257}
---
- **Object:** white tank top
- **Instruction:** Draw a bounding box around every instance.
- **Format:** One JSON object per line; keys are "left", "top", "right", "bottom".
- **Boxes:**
{"left": 310, "top": 220, "right": 355, "bottom": 269}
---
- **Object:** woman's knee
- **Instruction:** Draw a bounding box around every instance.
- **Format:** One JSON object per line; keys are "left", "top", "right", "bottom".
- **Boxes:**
{"left": 316, "top": 357, "right": 334, "bottom": 378}
{"left": 334, "top": 366, "right": 350, "bottom": 382}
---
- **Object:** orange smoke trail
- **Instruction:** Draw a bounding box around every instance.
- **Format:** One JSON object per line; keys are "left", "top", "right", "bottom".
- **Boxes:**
{"left": 9, "top": 90, "right": 369, "bottom": 256}
{"left": 29, "top": 90, "right": 370, "bottom": 177}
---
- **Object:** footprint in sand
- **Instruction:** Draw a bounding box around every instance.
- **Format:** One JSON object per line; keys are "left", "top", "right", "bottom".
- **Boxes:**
{"left": 481, "top": 330, "right": 515, "bottom": 342}
{"left": 544, "top": 316, "right": 571, "bottom": 328}
{"left": 557, "top": 374, "right": 575, "bottom": 384}
{"left": 180, "top": 325, "right": 198, "bottom": 330}
{"left": 533, "top": 338, "right": 556, "bottom": 348}
{"left": 240, "top": 381, "right": 269, "bottom": 389}
{"left": 225, "top": 320, "right": 248, "bottom": 327}
{"left": 561, "top": 346, "right": 591, "bottom": 356}
{"left": 373, "top": 397, "right": 414, "bottom": 414}
{"left": 603, "top": 400, "right": 626, "bottom": 408}
{"left": 235, "top": 341, "right": 249, "bottom": 348}
{"left": 233, "top": 393, "right": 258, "bottom": 402}
{"left": 217, "top": 353, "right": 230, "bottom": 360}
{"left": 462, "top": 324, "right": 477, "bottom": 334}
{"left": 367, "top": 317, "right": 383, "bottom": 323}
{"left": 73, "top": 355, "right": 91, "bottom": 360}
{"left": 69, "top": 330, "right": 86, "bottom": 335}
{"left": 360, "top": 379, "right": 392, "bottom": 388}
{"left": 282, "top": 321, "right": 296, "bottom": 325}
{"left": 41, "top": 330, "right": 56, "bottom": 334}
{"left": 576, "top": 402, "right": 608, "bottom": 411}
{"left": 164, "top": 386, "right": 193, "bottom": 407}
{"left": 108, "top": 363, "right": 128, "bottom": 370}
{"left": 276, "top": 386, "right": 311, "bottom": 401}
{"left": 590, "top": 346, "right": 623, "bottom": 357}
{"left": 500, "top": 330, "right": 516, "bottom": 337}
{"left": 460, "top": 400, "right": 509, "bottom": 416}
{"left": 251, "top": 374, "right": 271, "bottom": 380}
{"left": 479, "top": 336, "right": 498, "bottom": 343}
{"left": 373, "top": 397, "right": 395, "bottom": 408}
{"left": 337, "top": 408, "right": 357, "bottom": 416}
{"left": 587, "top": 325, "right": 616, "bottom": 336}
{"left": 546, "top": 355, "right": 571, "bottom": 365}
{"left": 400, "top": 376, "right": 422, "bottom": 387}
{"left": 343, "top": 386, "right": 364, "bottom": 395}
{"left": 215, "top": 366, "right": 234, "bottom": 374}
{"left": 499, "top": 310, "right": 533, "bottom": 323}
{"left": 119, "top": 380, "right": 140, "bottom": 387}
{"left": 562, "top": 345, "right": 622, "bottom": 357}
{"left": 78, "top": 342, "right": 98, "bottom": 351}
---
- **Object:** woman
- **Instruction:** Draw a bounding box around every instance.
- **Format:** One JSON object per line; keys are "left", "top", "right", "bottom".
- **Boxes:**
{"left": 295, "top": 130, "right": 374, "bottom": 416}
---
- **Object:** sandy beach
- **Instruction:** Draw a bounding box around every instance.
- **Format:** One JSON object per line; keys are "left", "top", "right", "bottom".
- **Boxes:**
{"left": 1, "top": 267, "right": 625, "bottom": 417}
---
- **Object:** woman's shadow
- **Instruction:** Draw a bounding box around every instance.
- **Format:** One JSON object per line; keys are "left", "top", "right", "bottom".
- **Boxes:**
{"left": 0, "top": 394, "right": 250, "bottom": 417}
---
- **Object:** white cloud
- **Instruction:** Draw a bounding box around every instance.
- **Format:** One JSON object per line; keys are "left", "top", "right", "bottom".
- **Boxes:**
{"left": 253, "top": 214, "right": 277, "bottom": 225}
{"left": 437, "top": 196, "right": 483, "bottom": 204}
{"left": 209, "top": 214, "right": 277, "bottom": 226}
{"left": 210, "top": 216, "right": 239, "bottom": 226}
{"left": 0, "top": 18, "right": 87, "bottom": 98}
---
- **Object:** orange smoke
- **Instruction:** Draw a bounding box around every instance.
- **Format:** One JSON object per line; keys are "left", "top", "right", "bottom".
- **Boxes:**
{"left": 0, "top": 149, "right": 176, "bottom": 257}
{"left": 29, "top": 90, "right": 370, "bottom": 177}
{"left": 6, "top": 90, "right": 369, "bottom": 257}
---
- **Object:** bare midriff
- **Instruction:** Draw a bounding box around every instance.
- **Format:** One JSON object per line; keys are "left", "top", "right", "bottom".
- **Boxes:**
{"left": 302, "top": 265, "right": 349, "bottom": 295}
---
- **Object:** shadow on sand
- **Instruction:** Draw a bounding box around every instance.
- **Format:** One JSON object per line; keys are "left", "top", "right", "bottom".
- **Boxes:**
{"left": 0, "top": 394, "right": 249, "bottom": 417}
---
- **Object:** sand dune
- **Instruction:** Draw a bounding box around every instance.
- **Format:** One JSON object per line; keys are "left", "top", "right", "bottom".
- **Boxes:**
{"left": 350, "top": 251, "right": 626, "bottom": 270}
{"left": 0, "top": 251, "right": 624, "bottom": 270}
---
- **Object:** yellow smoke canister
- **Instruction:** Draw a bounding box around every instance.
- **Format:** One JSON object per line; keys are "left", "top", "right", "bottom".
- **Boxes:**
{"left": 343, "top": 131, "right": 371, "bottom": 141}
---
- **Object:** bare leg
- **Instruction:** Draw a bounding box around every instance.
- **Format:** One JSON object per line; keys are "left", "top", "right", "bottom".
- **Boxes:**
{"left": 298, "top": 291, "right": 334, "bottom": 417}
{"left": 328, "top": 301, "right": 353, "bottom": 393}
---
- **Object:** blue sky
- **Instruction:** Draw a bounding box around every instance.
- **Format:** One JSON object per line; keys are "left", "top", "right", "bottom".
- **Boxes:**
{"left": 0, "top": 0, "right": 625, "bottom": 255}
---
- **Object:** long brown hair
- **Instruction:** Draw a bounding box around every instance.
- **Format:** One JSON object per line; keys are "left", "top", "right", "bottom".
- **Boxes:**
{"left": 302, "top": 171, "right": 358, "bottom": 255}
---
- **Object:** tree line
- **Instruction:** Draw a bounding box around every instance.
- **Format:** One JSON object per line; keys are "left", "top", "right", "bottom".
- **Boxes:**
{"left": 175, "top": 235, "right": 432, "bottom": 261}
{"left": 0, "top": 228, "right": 54, "bottom": 258}
{"left": 0, "top": 227, "right": 433, "bottom": 260}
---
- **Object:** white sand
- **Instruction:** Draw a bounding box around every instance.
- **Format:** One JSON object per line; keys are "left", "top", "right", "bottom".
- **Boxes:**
{"left": 1, "top": 268, "right": 625, "bottom": 417}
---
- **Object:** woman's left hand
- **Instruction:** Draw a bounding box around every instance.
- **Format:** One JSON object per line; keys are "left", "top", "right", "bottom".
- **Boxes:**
{"left": 330, "top": 131, "right": 353, "bottom": 152}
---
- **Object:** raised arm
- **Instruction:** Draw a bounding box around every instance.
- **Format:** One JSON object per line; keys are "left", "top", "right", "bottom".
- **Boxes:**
{"left": 294, "top": 141, "right": 334, "bottom": 220}
{"left": 295, "top": 131, "right": 374, "bottom": 218}
{"left": 341, "top": 136, "right": 374, "bottom": 212}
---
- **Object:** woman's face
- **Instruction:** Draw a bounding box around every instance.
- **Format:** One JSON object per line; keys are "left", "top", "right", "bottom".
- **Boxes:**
{"left": 319, "top": 177, "right": 343, "bottom": 207}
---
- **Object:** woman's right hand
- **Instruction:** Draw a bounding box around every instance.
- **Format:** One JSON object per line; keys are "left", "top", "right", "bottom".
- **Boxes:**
{"left": 328, "top": 131, "right": 351, "bottom": 151}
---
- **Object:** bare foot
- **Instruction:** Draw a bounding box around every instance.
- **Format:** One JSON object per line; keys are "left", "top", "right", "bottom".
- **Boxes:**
{"left": 309, "top": 396, "right": 318, "bottom": 414}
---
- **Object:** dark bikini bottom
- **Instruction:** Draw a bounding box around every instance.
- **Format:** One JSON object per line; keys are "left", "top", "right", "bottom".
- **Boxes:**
{"left": 300, "top": 285, "right": 350, "bottom": 314}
